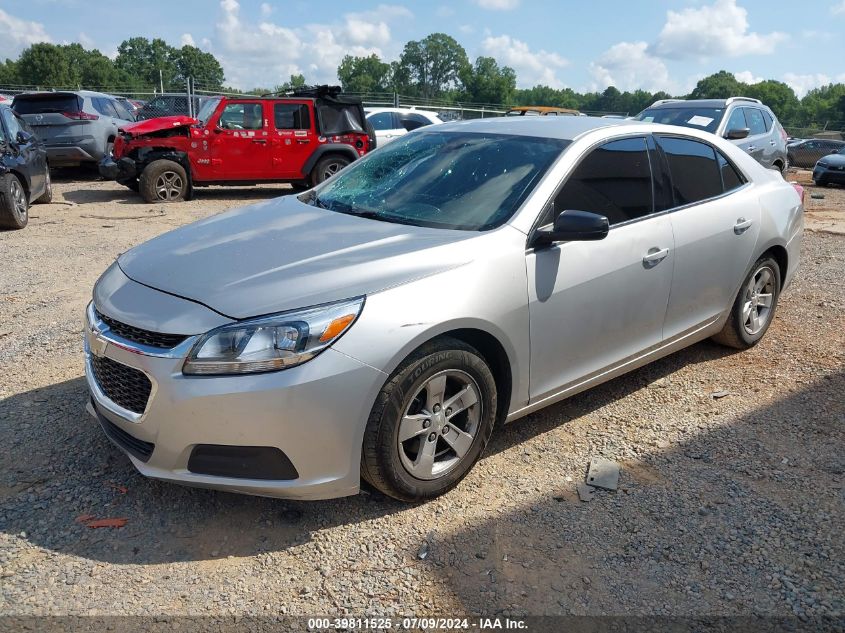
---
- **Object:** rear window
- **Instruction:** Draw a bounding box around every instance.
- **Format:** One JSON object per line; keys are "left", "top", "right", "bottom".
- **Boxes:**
{"left": 13, "top": 94, "right": 81, "bottom": 115}
{"left": 636, "top": 107, "right": 725, "bottom": 134}
{"left": 318, "top": 103, "right": 365, "bottom": 135}
{"left": 657, "top": 136, "right": 723, "bottom": 206}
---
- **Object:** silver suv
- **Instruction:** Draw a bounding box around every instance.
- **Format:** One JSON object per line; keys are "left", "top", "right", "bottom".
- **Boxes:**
{"left": 635, "top": 97, "right": 789, "bottom": 173}
{"left": 12, "top": 91, "right": 134, "bottom": 167}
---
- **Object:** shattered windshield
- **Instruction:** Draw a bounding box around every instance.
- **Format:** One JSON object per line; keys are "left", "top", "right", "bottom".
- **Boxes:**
{"left": 196, "top": 97, "right": 221, "bottom": 125}
{"left": 308, "top": 131, "right": 568, "bottom": 231}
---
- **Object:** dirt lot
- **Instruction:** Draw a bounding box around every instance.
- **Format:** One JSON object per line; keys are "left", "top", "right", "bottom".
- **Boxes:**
{"left": 0, "top": 171, "right": 843, "bottom": 620}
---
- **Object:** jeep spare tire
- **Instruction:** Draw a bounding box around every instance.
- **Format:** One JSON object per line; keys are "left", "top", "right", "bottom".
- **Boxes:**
{"left": 140, "top": 160, "right": 189, "bottom": 203}
{"left": 311, "top": 155, "right": 351, "bottom": 186}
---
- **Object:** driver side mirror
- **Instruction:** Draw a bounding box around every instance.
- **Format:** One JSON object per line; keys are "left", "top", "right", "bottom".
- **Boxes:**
{"left": 16, "top": 130, "right": 34, "bottom": 145}
{"left": 726, "top": 127, "right": 750, "bottom": 140}
{"left": 531, "top": 209, "right": 610, "bottom": 248}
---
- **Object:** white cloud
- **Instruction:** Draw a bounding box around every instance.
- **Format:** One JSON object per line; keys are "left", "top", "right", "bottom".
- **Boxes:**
{"left": 651, "top": 0, "right": 786, "bottom": 59}
{"left": 782, "top": 72, "right": 845, "bottom": 98}
{"left": 480, "top": 34, "right": 568, "bottom": 88}
{"left": 734, "top": 70, "right": 763, "bottom": 84}
{"left": 77, "top": 32, "right": 95, "bottom": 49}
{"left": 589, "top": 41, "right": 676, "bottom": 93}
{"left": 210, "top": 0, "right": 411, "bottom": 89}
{"left": 832, "top": 1, "right": 845, "bottom": 15}
{"left": 474, "top": 0, "right": 520, "bottom": 9}
{"left": 180, "top": 33, "right": 197, "bottom": 47}
{"left": 0, "top": 8, "right": 51, "bottom": 60}
{"left": 260, "top": 2, "right": 273, "bottom": 18}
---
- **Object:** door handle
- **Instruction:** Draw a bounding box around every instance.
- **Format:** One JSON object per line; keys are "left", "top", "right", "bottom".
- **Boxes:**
{"left": 296, "top": 139, "right": 310, "bottom": 144}
{"left": 642, "top": 247, "right": 670, "bottom": 266}
{"left": 734, "top": 218, "right": 753, "bottom": 234}
{"left": 770, "top": 141, "right": 776, "bottom": 146}
{"left": 251, "top": 139, "right": 267, "bottom": 144}
{"left": 746, "top": 146, "right": 756, "bottom": 152}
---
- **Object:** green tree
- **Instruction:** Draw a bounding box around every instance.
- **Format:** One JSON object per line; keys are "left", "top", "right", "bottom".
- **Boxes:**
{"left": 337, "top": 54, "right": 393, "bottom": 94}
{"left": 744, "top": 80, "right": 799, "bottom": 121}
{"left": 689, "top": 70, "right": 745, "bottom": 99}
{"left": 16, "top": 43, "right": 77, "bottom": 87}
{"left": 115, "top": 37, "right": 179, "bottom": 89}
{"left": 396, "top": 33, "right": 469, "bottom": 99}
{"left": 176, "top": 45, "right": 225, "bottom": 90}
{"left": 459, "top": 56, "right": 516, "bottom": 105}
{"left": 273, "top": 74, "right": 307, "bottom": 94}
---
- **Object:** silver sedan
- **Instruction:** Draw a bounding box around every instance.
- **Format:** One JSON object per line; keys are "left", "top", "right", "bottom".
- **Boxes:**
{"left": 84, "top": 117, "right": 804, "bottom": 502}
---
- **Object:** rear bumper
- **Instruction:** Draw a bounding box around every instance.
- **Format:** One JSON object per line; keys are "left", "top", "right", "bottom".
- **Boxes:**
{"left": 99, "top": 156, "right": 137, "bottom": 181}
{"left": 45, "top": 136, "right": 101, "bottom": 165}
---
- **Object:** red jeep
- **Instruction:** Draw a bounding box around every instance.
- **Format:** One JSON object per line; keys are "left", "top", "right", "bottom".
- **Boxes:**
{"left": 99, "top": 86, "right": 374, "bottom": 203}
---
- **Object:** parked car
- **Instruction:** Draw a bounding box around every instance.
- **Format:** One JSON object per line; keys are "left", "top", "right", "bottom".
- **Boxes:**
{"left": 12, "top": 91, "right": 133, "bottom": 167}
{"left": 365, "top": 107, "right": 442, "bottom": 145}
{"left": 99, "top": 86, "right": 374, "bottom": 202}
{"left": 635, "top": 97, "right": 789, "bottom": 173}
{"left": 787, "top": 138, "right": 845, "bottom": 169}
{"left": 0, "top": 104, "right": 51, "bottom": 230}
{"left": 134, "top": 94, "right": 215, "bottom": 121}
{"left": 85, "top": 117, "right": 803, "bottom": 502}
{"left": 113, "top": 96, "right": 144, "bottom": 120}
{"left": 506, "top": 106, "right": 583, "bottom": 116}
{"left": 812, "top": 145, "right": 845, "bottom": 186}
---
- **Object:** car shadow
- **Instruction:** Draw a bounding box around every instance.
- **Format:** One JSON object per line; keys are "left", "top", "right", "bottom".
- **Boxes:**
{"left": 0, "top": 340, "right": 738, "bottom": 566}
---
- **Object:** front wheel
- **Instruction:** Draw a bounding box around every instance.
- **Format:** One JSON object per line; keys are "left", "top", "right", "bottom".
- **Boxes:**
{"left": 711, "top": 256, "right": 781, "bottom": 349}
{"left": 310, "top": 155, "right": 350, "bottom": 187}
{"left": 139, "top": 160, "right": 188, "bottom": 203}
{"left": 361, "top": 338, "right": 497, "bottom": 502}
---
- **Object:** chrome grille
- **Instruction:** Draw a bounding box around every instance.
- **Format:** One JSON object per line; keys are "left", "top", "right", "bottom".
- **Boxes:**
{"left": 90, "top": 355, "right": 152, "bottom": 415}
{"left": 96, "top": 309, "right": 188, "bottom": 349}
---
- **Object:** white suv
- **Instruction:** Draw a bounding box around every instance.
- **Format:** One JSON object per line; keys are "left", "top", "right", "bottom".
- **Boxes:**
{"left": 365, "top": 107, "right": 443, "bottom": 146}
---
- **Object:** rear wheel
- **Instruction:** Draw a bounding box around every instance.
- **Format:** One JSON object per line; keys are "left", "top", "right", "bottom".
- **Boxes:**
{"left": 0, "top": 174, "right": 29, "bottom": 230}
{"left": 35, "top": 169, "right": 53, "bottom": 204}
{"left": 310, "top": 154, "right": 350, "bottom": 186}
{"left": 711, "top": 256, "right": 781, "bottom": 349}
{"left": 139, "top": 160, "right": 188, "bottom": 203}
{"left": 361, "top": 338, "right": 497, "bottom": 502}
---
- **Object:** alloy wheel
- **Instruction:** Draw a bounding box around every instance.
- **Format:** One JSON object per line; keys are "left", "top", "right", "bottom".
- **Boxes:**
{"left": 10, "top": 179, "right": 27, "bottom": 222}
{"left": 322, "top": 162, "right": 343, "bottom": 180}
{"left": 742, "top": 264, "right": 776, "bottom": 335}
{"left": 154, "top": 171, "right": 184, "bottom": 201}
{"left": 397, "top": 370, "right": 482, "bottom": 480}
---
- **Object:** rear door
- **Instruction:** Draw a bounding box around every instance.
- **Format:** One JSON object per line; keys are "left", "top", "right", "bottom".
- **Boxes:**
{"left": 368, "top": 111, "right": 406, "bottom": 145}
{"left": 741, "top": 107, "right": 769, "bottom": 167}
{"left": 91, "top": 97, "right": 123, "bottom": 149}
{"left": 210, "top": 100, "right": 273, "bottom": 179}
{"left": 269, "top": 101, "right": 315, "bottom": 179}
{"left": 658, "top": 135, "right": 759, "bottom": 339}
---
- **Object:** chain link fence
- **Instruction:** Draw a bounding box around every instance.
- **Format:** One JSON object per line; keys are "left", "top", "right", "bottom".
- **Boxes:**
{"left": 780, "top": 121, "right": 845, "bottom": 170}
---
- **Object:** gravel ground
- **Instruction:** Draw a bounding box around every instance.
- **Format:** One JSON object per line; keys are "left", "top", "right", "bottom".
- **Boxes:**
{"left": 0, "top": 171, "right": 843, "bottom": 619}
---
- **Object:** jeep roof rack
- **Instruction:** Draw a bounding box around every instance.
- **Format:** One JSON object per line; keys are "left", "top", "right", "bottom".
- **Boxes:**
{"left": 260, "top": 84, "right": 343, "bottom": 99}
{"left": 725, "top": 96, "right": 762, "bottom": 105}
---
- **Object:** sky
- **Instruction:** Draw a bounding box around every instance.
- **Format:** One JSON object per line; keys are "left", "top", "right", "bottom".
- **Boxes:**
{"left": 1, "top": 0, "right": 844, "bottom": 97}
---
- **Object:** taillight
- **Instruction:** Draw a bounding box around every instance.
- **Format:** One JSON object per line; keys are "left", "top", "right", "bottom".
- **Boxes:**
{"left": 789, "top": 181, "right": 804, "bottom": 204}
{"left": 779, "top": 125, "right": 788, "bottom": 142}
{"left": 62, "top": 111, "right": 99, "bottom": 121}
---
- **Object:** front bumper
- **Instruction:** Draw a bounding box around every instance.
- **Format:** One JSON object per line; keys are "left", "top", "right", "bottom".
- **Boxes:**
{"left": 813, "top": 165, "right": 845, "bottom": 184}
{"left": 83, "top": 302, "right": 386, "bottom": 500}
{"left": 98, "top": 156, "right": 138, "bottom": 181}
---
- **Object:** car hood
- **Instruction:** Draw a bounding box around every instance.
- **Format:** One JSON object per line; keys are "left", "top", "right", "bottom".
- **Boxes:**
{"left": 819, "top": 153, "right": 845, "bottom": 166}
{"left": 119, "top": 116, "right": 197, "bottom": 137}
{"left": 117, "top": 195, "right": 477, "bottom": 319}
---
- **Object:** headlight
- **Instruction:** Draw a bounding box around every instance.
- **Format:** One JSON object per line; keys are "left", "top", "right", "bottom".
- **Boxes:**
{"left": 817, "top": 161, "right": 828, "bottom": 168}
{"left": 183, "top": 297, "right": 364, "bottom": 375}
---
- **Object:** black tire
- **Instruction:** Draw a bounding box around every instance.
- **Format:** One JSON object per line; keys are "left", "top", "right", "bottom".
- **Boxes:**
{"left": 35, "top": 168, "right": 52, "bottom": 204}
{"left": 118, "top": 178, "right": 140, "bottom": 192}
{"left": 814, "top": 180, "right": 827, "bottom": 187}
{"left": 711, "top": 255, "right": 781, "bottom": 350}
{"left": 0, "top": 173, "right": 29, "bottom": 230}
{"left": 310, "top": 154, "right": 351, "bottom": 187}
{"left": 361, "top": 337, "right": 497, "bottom": 502}
{"left": 139, "top": 160, "right": 188, "bottom": 203}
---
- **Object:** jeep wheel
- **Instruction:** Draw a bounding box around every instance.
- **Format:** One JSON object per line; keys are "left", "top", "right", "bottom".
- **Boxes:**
{"left": 139, "top": 160, "right": 188, "bottom": 203}
{"left": 310, "top": 155, "right": 350, "bottom": 186}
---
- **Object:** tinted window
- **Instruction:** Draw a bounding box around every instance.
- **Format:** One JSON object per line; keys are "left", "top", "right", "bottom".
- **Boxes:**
{"left": 401, "top": 113, "right": 434, "bottom": 131}
{"left": 12, "top": 94, "right": 81, "bottom": 114}
{"left": 312, "top": 131, "right": 567, "bottom": 231}
{"left": 658, "top": 136, "right": 723, "bottom": 206}
{"left": 717, "top": 152, "right": 744, "bottom": 192}
{"left": 726, "top": 108, "right": 747, "bottom": 132}
{"left": 2, "top": 109, "right": 23, "bottom": 138}
{"left": 636, "top": 107, "right": 725, "bottom": 134}
{"left": 761, "top": 110, "right": 773, "bottom": 131}
{"left": 274, "top": 103, "right": 310, "bottom": 130}
{"left": 92, "top": 97, "right": 117, "bottom": 117}
{"left": 112, "top": 100, "right": 133, "bottom": 120}
{"left": 744, "top": 108, "right": 767, "bottom": 136}
{"left": 368, "top": 112, "right": 395, "bottom": 131}
{"left": 554, "top": 137, "right": 653, "bottom": 226}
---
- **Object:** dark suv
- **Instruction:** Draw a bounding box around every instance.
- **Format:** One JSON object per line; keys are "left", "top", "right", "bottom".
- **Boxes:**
{"left": 635, "top": 97, "right": 789, "bottom": 173}
{"left": 99, "top": 86, "right": 375, "bottom": 202}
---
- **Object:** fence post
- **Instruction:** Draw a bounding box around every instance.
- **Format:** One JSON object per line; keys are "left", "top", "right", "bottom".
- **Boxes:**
{"left": 186, "top": 78, "right": 192, "bottom": 118}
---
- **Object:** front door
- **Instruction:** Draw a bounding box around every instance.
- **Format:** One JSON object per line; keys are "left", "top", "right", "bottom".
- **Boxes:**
{"left": 211, "top": 100, "right": 273, "bottom": 179}
{"left": 527, "top": 136, "right": 674, "bottom": 402}
{"left": 269, "top": 101, "right": 315, "bottom": 179}
{"left": 1, "top": 109, "right": 46, "bottom": 197}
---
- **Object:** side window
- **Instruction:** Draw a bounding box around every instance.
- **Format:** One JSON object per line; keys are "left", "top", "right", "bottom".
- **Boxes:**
{"left": 219, "top": 102, "right": 264, "bottom": 130}
{"left": 726, "top": 108, "right": 747, "bottom": 132}
{"left": 0, "top": 114, "right": 6, "bottom": 143}
{"left": 761, "top": 110, "right": 773, "bottom": 132}
{"left": 112, "top": 100, "right": 133, "bottom": 120}
{"left": 368, "top": 112, "right": 394, "bottom": 131}
{"left": 744, "top": 108, "right": 767, "bottom": 136}
{"left": 401, "top": 113, "right": 433, "bottom": 131}
{"left": 2, "top": 109, "right": 23, "bottom": 139}
{"left": 93, "top": 97, "right": 117, "bottom": 117}
{"left": 274, "top": 103, "right": 310, "bottom": 130}
{"left": 657, "top": 136, "right": 723, "bottom": 206}
{"left": 717, "top": 152, "right": 745, "bottom": 192}
{"left": 553, "top": 137, "right": 653, "bottom": 226}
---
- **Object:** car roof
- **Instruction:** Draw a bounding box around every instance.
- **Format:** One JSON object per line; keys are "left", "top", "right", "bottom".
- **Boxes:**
{"left": 14, "top": 90, "right": 115, "bottom": 99}
{"left": 366, "top": 107, "right": 439, "bottom": 115}
{"left": 435, "top": 115, "right": 633, "bottom": 140}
